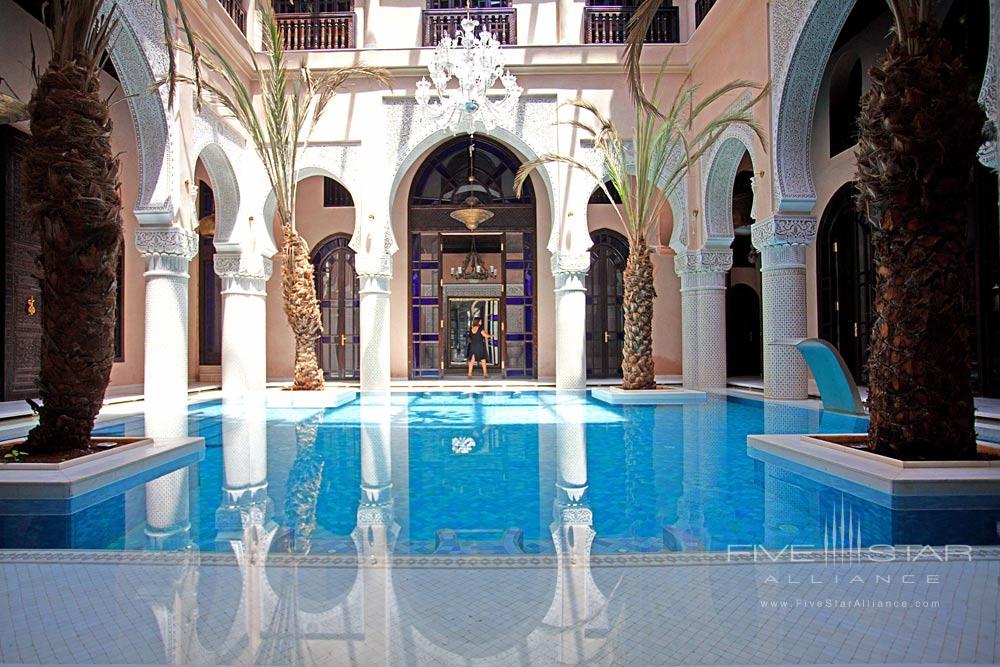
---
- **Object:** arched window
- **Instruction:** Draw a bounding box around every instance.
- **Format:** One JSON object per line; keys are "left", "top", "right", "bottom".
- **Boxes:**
{"left": 410, "top": 136, "right": 533, "bottom": 206}
{"left": 323, "top": 178, "right": 354, "bottom": 207}
{"left": 588, "top": 181, "right": 623, "bottom": 205}
{"left": 829, "top": 58, "right": 862, "bottom": 156}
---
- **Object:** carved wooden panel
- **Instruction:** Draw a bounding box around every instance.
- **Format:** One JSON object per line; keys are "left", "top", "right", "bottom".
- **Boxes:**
{"left": 2, "top": 126, "right": 41, "bottom": 401}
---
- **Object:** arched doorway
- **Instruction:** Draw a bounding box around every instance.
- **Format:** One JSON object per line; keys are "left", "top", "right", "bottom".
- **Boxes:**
{"left": 312, "top": 234, "right": 360, "bottom": 380}
{"left": 586, "top": 229, "right": 628, "bottom": 379}
{"left": 197, "top": 180, "right": 222, "bottom": 367}
{"left": 818, "top": 183, "right": 873, "bottom": 385}
{"left": 407, "top": 135, "right": 536, "bottom": 379}
{"left": 726, "top": 284, "right": 762, "bottom": 378}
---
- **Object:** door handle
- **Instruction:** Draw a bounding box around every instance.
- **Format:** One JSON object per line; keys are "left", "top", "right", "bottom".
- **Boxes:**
{"left": 340, "top": 334, "right": 347, "bottom": 346}
{"left": 604, "top": 331, "right": 609, "bottom": 343}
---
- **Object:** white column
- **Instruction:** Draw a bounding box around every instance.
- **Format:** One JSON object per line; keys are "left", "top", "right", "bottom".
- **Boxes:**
{"left": 356, "top": 254, "right": 392, "bottom": 392}
{"left": 135, "top": 228, "right": 198, "bottom": 435}
{"left": 356, "top": 392, "right": 396, "bottom": 561}
{"left": 751, "top": 216, "right": 818, "bottom": 399}
{"left": 552, "top": 252, "right": 590, "bottom": 391}
{"left": 215, "top": 253, "right": 271, "bottom": 398}
{"left": 675, "top": 250, "right": 732, "bottom": 389}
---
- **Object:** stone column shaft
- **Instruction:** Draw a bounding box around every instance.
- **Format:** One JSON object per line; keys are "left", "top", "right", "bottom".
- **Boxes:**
{"left": 215, "top": 254, "right": 271, "bottom": 397}
{"left": 675, "top": 251, "right": 732, "bottom": 389}
{"left": 552, "top": 252, "right": 591, "bottom": 391}
{"left": 356, "top": 254, "right": 393, "bottom": 392}
{"left": 136, "top": 228, "right": 198, "bottom": 437}
{"left": 752, "top": 216, "right": 818, "bottom": 399}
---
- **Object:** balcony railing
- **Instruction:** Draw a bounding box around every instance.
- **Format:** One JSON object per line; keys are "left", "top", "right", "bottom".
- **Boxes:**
{"left": 422, "top": 8, "right": 517, "bottom": 46}
{"left": 275, "top": 11, "right": 356, "bottom": 50}
{"left": 695, "top": 0, "right": 717, "bottom": 27}
{"left": 584, "top": 5, "right": 679, "bottom": 44}
{"left": 217, "top": 0, "right": 246, "bottom": 33}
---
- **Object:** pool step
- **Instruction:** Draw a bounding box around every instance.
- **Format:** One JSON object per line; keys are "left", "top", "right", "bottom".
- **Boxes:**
{"left": 433, "top": 527, "right": 525, "bottom": 555}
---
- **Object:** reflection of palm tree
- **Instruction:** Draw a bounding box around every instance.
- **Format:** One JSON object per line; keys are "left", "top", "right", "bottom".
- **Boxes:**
{"left": 283, "top": 416, "right": 323, "bottom": 554}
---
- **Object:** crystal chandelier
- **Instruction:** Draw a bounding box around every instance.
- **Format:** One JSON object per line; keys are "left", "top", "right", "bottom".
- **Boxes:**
{"left": 414, "top": 5, "right": 522, "bottom": 134}
{"left": 451, "top": 237, "right": 497, "bottom": 281}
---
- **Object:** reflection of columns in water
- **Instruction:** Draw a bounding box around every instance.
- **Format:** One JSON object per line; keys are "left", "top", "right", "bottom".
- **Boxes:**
{"left": 144, "top": 467, "right": 193, "bottom": 551}
{"left": 762, "top": 400, "right": 815, "bottom": 435}
{"left": 355, "top": 392, "right": 397, "bottom": 560}
{"left": 760, "top": 461, "right": 811, "bottom": 549}
{"left": 672, "top": 405, "right": 706, "bottom": 547}
{"left": 546, "top": 394, "right": 612, "bottom": 664}
{"left": 217, "top": 398, "right": 274, "bottom": 549}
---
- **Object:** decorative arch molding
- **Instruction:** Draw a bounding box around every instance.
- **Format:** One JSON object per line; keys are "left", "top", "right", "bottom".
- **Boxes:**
{"left": 701, "top": 122, "right": 760, "bottom": 248}
{"left": 569, "top": 139, "right": 689, "bottom": 255}
{"left": 770, "top": 0, "right": 998, "bottom": 211}
{"left": 382, "top": 95, "right": 560, "bottom": 258}
{"left": 192, "top": 110, "right": 247, "bottom": 246}
{"left": 979, "top": 0, "right": 999, "bottom": 168}
{"left": 101, "top": 0, "right": 173, "bottom": 218}
{"left": 258, "top": 142, "right": 366, "bottom": 252}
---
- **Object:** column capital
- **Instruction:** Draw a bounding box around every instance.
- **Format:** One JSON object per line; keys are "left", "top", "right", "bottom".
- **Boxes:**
{"left": 135, "top": 227, "right": 198, "bottom": 260}
{"left": 750, "top": 215, "right": 818, "bottom": 251}
{"left": 214, "top": 253, "right": 272, "bottom": 296}
{"left": 673, "top": 249, "right": 733, "bottom": 277}
{"left": 355, "top": 253, "right": 393, "bottom": 279}
{"left": 550, "top": 251, "right": 591, "bottom": 277}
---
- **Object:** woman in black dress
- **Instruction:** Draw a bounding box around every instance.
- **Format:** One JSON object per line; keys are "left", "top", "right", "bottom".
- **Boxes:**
{"left": 466, "top": 316, "right": 492, "bottom": 379}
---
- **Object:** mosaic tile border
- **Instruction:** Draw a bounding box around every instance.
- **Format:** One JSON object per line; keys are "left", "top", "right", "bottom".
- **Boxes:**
{"left": 3, "top": 546, "right": 999, "bottom": 569}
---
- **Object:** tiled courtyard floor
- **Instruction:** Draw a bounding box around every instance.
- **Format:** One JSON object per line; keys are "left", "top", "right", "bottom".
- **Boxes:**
{"left": 1, "top": 549, "right": 998, "bottom": 665}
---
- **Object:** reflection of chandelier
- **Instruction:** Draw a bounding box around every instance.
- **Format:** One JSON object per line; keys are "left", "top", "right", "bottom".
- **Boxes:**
{"left": 451, "top": 435, "right": 477, "bottom": 455}
{"left": 451, "top": 237, "right": 497, "bottom": 281}
{"left": 414, "top": 6, "right": 522, "bottom": 134}
{"left": 450, "top": 136, "right": 495, "bottom": 231}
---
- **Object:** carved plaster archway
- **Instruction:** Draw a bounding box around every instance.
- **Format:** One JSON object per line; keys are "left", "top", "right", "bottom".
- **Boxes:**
{"left": 101, "top": 0, "right": 173, "bottom": 218}
{"left": 191, "top": 111, "right": 247, "bottom": 245}
{"left": 769, "top": 0, "right": 998, "bottom": 214}
{"left": 701, "top": 124, "right": 761, "bottom": 248}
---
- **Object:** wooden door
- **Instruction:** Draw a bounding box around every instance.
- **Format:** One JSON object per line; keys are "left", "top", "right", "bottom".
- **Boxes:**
{"left": 586, "top": 229, "right": 628, "bottom": 378}
{"left": 313, "top": 235, "right": 359, "bottom": 380}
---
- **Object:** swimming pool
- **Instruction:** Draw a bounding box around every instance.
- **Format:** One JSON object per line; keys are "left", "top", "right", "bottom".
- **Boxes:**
{"left": 2, "top": 391, "right": 998, "bottom": 553}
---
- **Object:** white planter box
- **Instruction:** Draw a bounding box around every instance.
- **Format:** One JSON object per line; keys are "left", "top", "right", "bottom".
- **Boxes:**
{"left": 591, "top": 386, "right": 707, "bottom": 405}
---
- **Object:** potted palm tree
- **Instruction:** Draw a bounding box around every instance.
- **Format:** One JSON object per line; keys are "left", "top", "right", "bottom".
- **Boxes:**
{"left": 854, "top": 0, "right": 985, "bottom": 460}
{"left": 173, "top": 4, "right": 389, "bottom": 390}
{"left": 514, "top": 63, "right": 765, "bottom": 389}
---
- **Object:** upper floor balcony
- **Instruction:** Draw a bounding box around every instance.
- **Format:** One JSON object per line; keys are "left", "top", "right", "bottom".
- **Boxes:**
{"left": 273, "top": 0, "right": 356, "bottom": 50}
{"left": 216, "top": 0, "right": 247, "bottom": 33}
{"left": 584, "top": 1, "right": 679, "bottom": 45}
{"left": 422, "top": 2, "right": 517, "bottom": 47}
{"left": 694, "top": 0, "right": 716, "bottom": 27}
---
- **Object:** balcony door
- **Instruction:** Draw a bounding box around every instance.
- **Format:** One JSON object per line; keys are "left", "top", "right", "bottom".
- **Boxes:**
{"left": 586, "top": 229, "right": 628, "bottom": 379}
{"left": 313, "top": 234, "right": 360, "bottom": 380}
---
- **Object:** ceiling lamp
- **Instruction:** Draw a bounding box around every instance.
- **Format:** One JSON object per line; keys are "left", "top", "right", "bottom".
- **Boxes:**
{"left": 414, "top": 3, "right": 522, "bottom": 134}
{"left": 450, "top": 237, "right": 497, "bottom": 281}
{"left": 449, "top": 136, "right": 495, "bottom": 231}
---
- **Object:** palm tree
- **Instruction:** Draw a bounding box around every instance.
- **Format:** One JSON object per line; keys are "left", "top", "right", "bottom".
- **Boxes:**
{"left": 855, "top": 0, "right": 984, "bottom": 459}
{"left": 514, "top": 64, "right": 764, "bottom": 389}
{"left": 11, "top": 0, "right": 123, "bottom": 452}
{"left": 174, "top": 5, "right": 388, "bottom": 390}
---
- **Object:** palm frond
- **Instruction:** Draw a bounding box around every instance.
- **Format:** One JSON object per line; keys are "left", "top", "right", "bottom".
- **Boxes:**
{"left": 0, "top": 93, "right": 29, "bottom": 124}
{"left": 622, "top": 0, "right": 670, "bottom": 117}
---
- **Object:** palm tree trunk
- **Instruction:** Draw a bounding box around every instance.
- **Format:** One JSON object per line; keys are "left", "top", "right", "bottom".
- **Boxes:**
{"left": 23, "top": 38, "right": 122, "bottom": 452}
{"left": 280, "top": 220, "right": 325, "bottom": 390}
{"left": 284, "top": 416, "right": 323, "bottom": 553}
{"left": 621, "top": 236, "right": 656, "bottom": 389}
{"left": 856, "top": 23, "right": 982, "bottom": 459}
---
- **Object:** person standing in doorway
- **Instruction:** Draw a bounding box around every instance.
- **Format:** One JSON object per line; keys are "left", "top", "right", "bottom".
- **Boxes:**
{"left": 466, "top": 316, "right": 492, "bottom": 379}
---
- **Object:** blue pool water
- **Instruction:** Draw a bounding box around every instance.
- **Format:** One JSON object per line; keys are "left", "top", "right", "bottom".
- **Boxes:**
{"left": 2, "top": 391, "right": 998, "bottom": 554}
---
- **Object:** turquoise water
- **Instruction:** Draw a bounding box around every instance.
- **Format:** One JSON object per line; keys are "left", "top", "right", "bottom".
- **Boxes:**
{"left": 2, "top": 391, "right": 998, "bottom": 553}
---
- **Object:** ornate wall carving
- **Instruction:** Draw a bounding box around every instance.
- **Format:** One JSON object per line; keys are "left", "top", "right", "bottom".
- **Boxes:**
{"left": 102, "top": 0, "right": 173, "bottom": 216}
{"left": 701, "top": 107, "right": 760, "bottom": 246}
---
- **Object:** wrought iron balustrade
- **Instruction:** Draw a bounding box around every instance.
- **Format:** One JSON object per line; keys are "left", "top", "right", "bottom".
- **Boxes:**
{"left": 275, "top": 11, "right": 356, "bottom": 50}
{"left": 217, "top": 0, "right": 246, "bottom": 33}
{"left": 695, "top": 0, "right": 717, "bottom": 27}
{"left": 422, "top": 8, "right": 517, "bottom": 46}
{"left": 584, "top": 5, "right": 679, "bottom": 44}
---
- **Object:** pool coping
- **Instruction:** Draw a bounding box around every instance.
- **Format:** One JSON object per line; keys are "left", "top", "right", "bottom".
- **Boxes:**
{"left": 1, "top": 545, "right": 999, "bottom": 569}
{"left": 748, "top": 433, "right": 1000, "bottom": 496}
